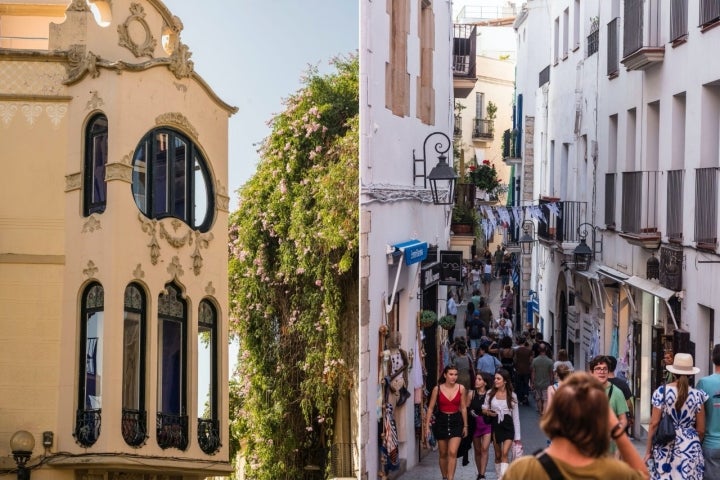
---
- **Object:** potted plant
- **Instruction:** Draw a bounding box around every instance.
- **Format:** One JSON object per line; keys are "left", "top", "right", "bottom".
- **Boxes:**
{"left": 451, "top": 204, "right": 477, "bottom": 234}
{"left": 469, "top": 160, "right": 500, "bottom": 193}
{"left": 419, "top": 310, "right": 437, "bottom": 328}
{"left": 438, "top": 315, "right": 456, "bottom": 330}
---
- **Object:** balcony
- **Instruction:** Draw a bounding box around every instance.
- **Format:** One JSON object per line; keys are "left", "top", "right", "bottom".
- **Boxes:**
{"left": 607, "top": 18, "right": 620, "bottom": 77}
{"left": 621, "top": 0, "right": 665, "bottom": 71}
{"left": 670, "top": 0, "right": 689, "bottom": 44}
{"left": 537, "top": 199, "right": 588, "bottom": 252}
{"left": 619, "top": 170, "right": 662, "bottom": 249}
{"left": 666, "top": 169, "right": 684, "bottom": 243}
{"left": 454, "top": 114, "right": 462, "bottom": 137}
{"left": 472, "top": 118, "right": 494, "bottom": 141}
{"left": 502, "top": 128, "right": 521, "bottom": 165}
{"left": 453, "top": 24, "right": 477, "bottom": 98}
{"left": 694, "top": 167, "right": 719, "bottom": 250}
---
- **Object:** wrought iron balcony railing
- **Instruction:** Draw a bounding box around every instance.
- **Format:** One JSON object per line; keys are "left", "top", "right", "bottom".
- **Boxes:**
{"left": 198, "top": 418, "right": 222, "bottom": 455}
{"left": 620, "top": 170, "right": 661, "bottom": 248}
{"left": 472, "top": 118, "right": 494, "bottom": 140}
{"left": 621, "top": 0, "right": 664, "bottom": 70}
{"left": 607, "top": 18, "right": 619, "bottom": 77}
{"left": 74, "top": 408, "right": 101, "bottom": 447}
{"left": 157, "top": 412, "right": 188, "bottom": 450}
{"left": 122, "top": 408, "right": 148, "bottom": 447}
{"left": 695, "top": 167, "right": 719, "bottom": 249}
{"left": 666, "top": 169, "right": 684, "bottom": 242}
{"left": 536, "top": 199, "right": 588, "bottom": 244}
{"left": 453, "top": 24, "right": 477, "bottom": 78}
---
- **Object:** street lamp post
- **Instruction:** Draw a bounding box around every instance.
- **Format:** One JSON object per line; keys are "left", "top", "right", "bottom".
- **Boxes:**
{"left": 517, "top": 220, "right": 536, "bottom": 332}
{"left": 10, "top": 430, "right": 34, "bottom": 480}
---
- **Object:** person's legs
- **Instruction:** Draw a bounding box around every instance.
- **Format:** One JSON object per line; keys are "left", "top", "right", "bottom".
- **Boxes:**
{"left": 479, "top": 433, "right": 491, "bottom": 477}
{"left": 446, "top": 436, "right": 461, "bottom": 480}
{"left": 437, "top": 439, "right": 449, "bottom": 478}
{"left": 472, "top": 436, "right": 483, "bottom": 476}
{"left": 704, "top": 446, "right": 720, "bottom": 479}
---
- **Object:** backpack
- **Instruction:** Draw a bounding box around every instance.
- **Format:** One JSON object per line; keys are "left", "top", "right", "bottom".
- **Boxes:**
{"left": 468, "top": 317, "right": 481, "bottom": 339}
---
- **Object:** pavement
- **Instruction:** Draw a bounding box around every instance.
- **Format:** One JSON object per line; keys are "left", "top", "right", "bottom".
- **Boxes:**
{"left": 396, "top": 275, "right": 647, "bottom": 480}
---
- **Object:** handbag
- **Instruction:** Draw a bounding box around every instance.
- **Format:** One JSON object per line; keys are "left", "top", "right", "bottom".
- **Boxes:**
{"left": 652, "top": 384, "right": 675, "bottom": 446}
{"left": 511, "top": 440, "right": 524, "bottom": 460}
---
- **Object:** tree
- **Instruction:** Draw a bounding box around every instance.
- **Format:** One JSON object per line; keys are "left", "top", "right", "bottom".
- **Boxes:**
{"left": 228, "top": 54, "right": 358, "bottom": 479}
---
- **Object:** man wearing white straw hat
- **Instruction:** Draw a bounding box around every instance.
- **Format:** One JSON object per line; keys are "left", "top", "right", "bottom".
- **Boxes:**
{"left": 644, "top": 352, "right": 707, "bottom": 480}
{"left": 697, "top": 344, "right": 720, "bottom": 479}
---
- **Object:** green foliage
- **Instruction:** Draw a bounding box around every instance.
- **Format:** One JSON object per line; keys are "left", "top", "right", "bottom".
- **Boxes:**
{"left": 419, "top": 310, "right": 437, "bottom": 327}
{"left": 439, "top": 315, "right": 456, "bottom": 330}
{"left": 228, "top": 54, "right": 359, "bottom": 479}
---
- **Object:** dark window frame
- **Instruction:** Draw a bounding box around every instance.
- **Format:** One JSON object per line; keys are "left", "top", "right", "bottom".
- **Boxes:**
{"left": 83, "top": 114, "right": 108, "bottom": 216}
{"left": 74, "top": 282, "right": 104, "bottom": 447}
{"left": 122, "top": 283, "right": 148, "bottom": 447}
{"left": 132, "top": 128, "right": 214, "bottom": 232}
{"left": 197, "top": 299, "right": 221, "bottom": 455}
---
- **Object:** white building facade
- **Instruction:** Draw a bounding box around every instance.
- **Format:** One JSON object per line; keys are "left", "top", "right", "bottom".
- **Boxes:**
{"left": 360, "top": 0, "right": 455, "bottom": 478}
{"left": 514, "top": 0, "right": 720, "bottom": 439}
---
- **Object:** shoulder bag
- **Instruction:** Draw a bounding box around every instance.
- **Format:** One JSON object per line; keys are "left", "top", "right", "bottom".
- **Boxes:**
{"left": 652, "top": 383, "right": 675, "bottom": 446}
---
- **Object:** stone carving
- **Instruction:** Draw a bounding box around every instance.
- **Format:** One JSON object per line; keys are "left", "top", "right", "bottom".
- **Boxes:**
{"left": 133, "top": 263, "right": 145, "bottom": 279}
{"left": 65, "top": 46, "right": 100, "bottom": 85}
{"left": 86, "top": 91, "right": 105, "bottom": 110}
{"left": 82, "top": 215, "right": 102, "bottom": 233}
{"left": 217, "top": 193, "right": 230, "bottom": 213}
{"left": 168, "top": 42, "right": 194, "bottom": 79}
{"left": 117, "top": 3, "right": 157, "bottom": 58}
{"left": 138, "top": 214, "right": 161, "bottom": 265}
{"left": 159, "top": 222, "right": 192, "bottom": 248}
{"left": 155, "top": 112, "right": 198, "bottom": 139}
{"left": 106, "top": 162, "right": 132, "bottom": 183}
{"left": 65, "top": 172, "right": 82, "bottom": 191}
{"left": 190, "top": 231, "right": 214, "bottom": 275}
{"left": 173, "top": 81, "right": 187, "bottom": 92}
{"left": 83, "top": 260, "right": 99, "bottom": 278}
{"left": 167, "top": 256, "right": 184, "bottom": 279}
{"left": 121, "top": 150, "right": 134, "bottom": 165}
{"left": 66, "top": 0, "right": 89, "bottom": 12}
{"left": 205, "top": 281, "right": 216, "bottom": 295}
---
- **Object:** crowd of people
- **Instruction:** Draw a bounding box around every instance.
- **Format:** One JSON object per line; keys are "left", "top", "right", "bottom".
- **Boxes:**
{"left": 422, "top": 246, "right": 720, "bottom": 479}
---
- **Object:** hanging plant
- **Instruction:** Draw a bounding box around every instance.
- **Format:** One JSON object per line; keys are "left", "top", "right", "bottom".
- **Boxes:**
{"left": 469, "top": 160, "right": 500, "bottom": 192}
{"left": 419, "top": 310, "right": 437, "bottom": 327}
{"left": 439, "top": 315, "right": 456, "bottom": 330}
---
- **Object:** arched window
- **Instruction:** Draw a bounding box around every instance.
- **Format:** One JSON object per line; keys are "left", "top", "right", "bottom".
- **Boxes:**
{"left": 74, "top": 282, "right": 104, "bottom": 447}
{"left": 122, "top": 283, "right": 147, "bottom": 447}
{"left": 83, "top": 114, "right": 108, "bottom": 216}
{"left": 156, "top": 283, "right": 188, "bottom": 450}
{"left": 131, "top": 128, "right": 214, "bottom": 232}
{"left": 197, "top": 300, "right": 220, "bottom": 454}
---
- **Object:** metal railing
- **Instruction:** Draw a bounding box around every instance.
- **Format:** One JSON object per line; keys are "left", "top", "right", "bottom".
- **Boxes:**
{"left": 74, "top": 408, "right": 101, "bottom": 447}
{"left": 695, "top": 167, "right": 718, "bottom": 247}
{"left": 453, "top": 24, "right": 476, "bottom": 78}
{"left": 607, "top": 18, "right": 620, "bottom": 76}
{"left": 587, "top": 28, "right": 599, "bottom": 57}
{"left": 122, "top": 408, "right": 148, "bottom": 447}
{"left": 621, "top": 171, "right": 660, "bottom": 234}
{"left": 472, "top": 118, "right": 494, "bottom": 139}
{"left": 157, "top": 412, "right": 189, "bottom": 450}
{"left": 537, "top": 199, "right": 588, "bottom": 243}
{"left": 666, "top": 169, "right": 684, "bottom": 242}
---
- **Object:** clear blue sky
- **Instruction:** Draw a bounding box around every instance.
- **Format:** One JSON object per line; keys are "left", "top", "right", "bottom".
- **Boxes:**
{"left": 165, "top": 1, "right": 359, "bottom": 211}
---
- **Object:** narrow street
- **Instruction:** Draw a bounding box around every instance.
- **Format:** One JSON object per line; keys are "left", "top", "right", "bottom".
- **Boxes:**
{"left": 398, "top": 272, "right": 647, "bottom": 479}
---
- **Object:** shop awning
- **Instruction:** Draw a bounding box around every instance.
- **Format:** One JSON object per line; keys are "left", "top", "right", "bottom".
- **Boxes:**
{"left": 625, "top": 276, "right": 680, "bottom": 329}
{"left": 625, "top": 276, "right": 678, "bottom": 301}
{"left": 390, "top": 239, "right": 428, "bottom": 266}
{"left": 597, "top": 265, "right": 629, "bottom": 283}
{"left": 386, "top": 239, "right": 428, "bottom": 313}
{"left": 576, "top": 265, "right": 603, "bottom": 311}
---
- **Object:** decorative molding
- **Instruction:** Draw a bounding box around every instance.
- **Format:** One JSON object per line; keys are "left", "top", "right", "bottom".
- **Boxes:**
{"left": 83, "top": 260, "right": 99, "bottom": 278}
{"left": 155, "top": 112, "right": 198, "bottom": 138}
{"left": 21, "top": 103, "right": 43, "bottom": 125}
{"left": 105, "top": 162, "right": 132, "bottom": 183}
{"left": 65, "top": 46, "right": 100, "bottom": 85}
{"left": 138, "top": 214, "right": 161, "bottom": 265}
{"left": 168, "top": 42, "right": 194, "bottom": 79}
{"left": 190, "top": 231, "right": 214, "bottom": 275}
{"left": 133, "top": 263, "right": 145, "bottom": 279}
{"left": 0, "top": 103, "right": 17, "bottom": 126}
{"left": 45, "top": 104, "right": 68, "bottom": 127}
{"left": 170, "top": 218, "right": 183, "bottom": 232}
{"left": 66, "top": 0, "right": 90, "bottom": 12}
{"left": 86, "top": 91, "right": 105, "bottom": 110}
{"left": 205, "top": 281, "right": 216, "bottom": 295}
{"left": 159, "top": 222, "right": 192, "bottom": 248}
{"left": 120, "top": 150, "right": 134, "bottom": 165}
{"left": 82, "top": 215, "right": 102, "bottom": 233}
{"left": 173, "top": 81, "right": 187, "bottom": 92}
{"left": 65, "top": 172, "right": 82, "bottom": 191}
{"left": 167, "top": 256, "right": 184, "bottom": 280}
{"left": 117, "top": 3, "right": 157, "bottom": 58}
{"left": 0, "top": 101, "right": 68, "bottom": 127}
{"left": 216, "top": 193, "right": 230, "bottom": 213}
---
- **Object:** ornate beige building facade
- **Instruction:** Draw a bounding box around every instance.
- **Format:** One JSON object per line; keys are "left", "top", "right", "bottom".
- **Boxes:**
{"left": 0, "top": 1, "right": 235, "bottom": 478}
